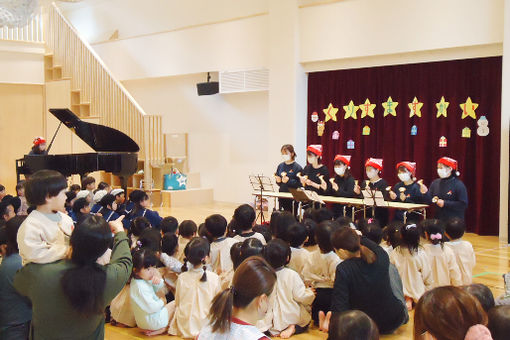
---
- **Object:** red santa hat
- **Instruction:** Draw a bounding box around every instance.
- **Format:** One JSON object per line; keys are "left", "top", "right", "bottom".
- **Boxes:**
{"left": 33, "top": 136, "right": 46, "bottom": 146}
{"left": 334, "top": 155, "right": 351, "bottom": 167}
{"left": 438, "top": 157, "right": 460, "bottom": 176}
{"left": 307, "top": 144, "right": 323, "bottom": 157}
{"left": 396, "top": 161, "right": 417, "bottom": 176}
{"left": 365, "top": 158, "right": 383, "bottom": 171}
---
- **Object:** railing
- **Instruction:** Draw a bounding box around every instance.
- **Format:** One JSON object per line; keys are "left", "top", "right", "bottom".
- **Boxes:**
{"left": 0, "top": 8, "right": 44, "bottom": 43}
{"left": 45, "top": 3, "right": 164, "bottom": 165}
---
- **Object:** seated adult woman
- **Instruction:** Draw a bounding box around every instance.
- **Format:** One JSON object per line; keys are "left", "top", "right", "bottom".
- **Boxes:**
{"left": 14, "top": 215, "right": 132, "bottom": 339}
{"left": 330, "top": 227, "right": 407, "bottom": 334}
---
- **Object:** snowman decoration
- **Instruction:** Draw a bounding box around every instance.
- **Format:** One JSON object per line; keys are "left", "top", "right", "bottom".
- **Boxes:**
{"left": 477, "top": 116, "right": 489, "bottom": 137}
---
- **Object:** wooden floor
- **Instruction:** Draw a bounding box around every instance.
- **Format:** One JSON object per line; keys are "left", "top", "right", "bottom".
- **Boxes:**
{"left": 105, "top": 202, "right": 510, "bottom": 340}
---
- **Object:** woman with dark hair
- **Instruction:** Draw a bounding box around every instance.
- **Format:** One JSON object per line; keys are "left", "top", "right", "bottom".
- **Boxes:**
{"left": 13, "top": 215, "right": 132, "bottom": 339}
{"left": 414, "top": 286, "right": 492, "bottom": 340}
{"left": 274, "top": 144, "right": 303, "bottom": 212}
{"left": 330, "top": 227, "right": 407, "bottom": 334}
{"left": 329, "top": 155, "right": 356, "bottom": 218}
{"left": 28, "top": 137, "right": 47, "bottom": 155}
{"left": 198, "top": 256, "right": 276, "bottom": 339}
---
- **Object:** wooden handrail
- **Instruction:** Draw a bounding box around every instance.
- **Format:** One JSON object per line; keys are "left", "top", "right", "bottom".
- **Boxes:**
{"left": 45, "top": 3, "right": 164, "bottom": 165}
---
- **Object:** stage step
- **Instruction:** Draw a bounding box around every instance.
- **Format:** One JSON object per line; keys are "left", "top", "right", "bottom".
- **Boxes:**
{"left": 186, "top": 172, "right": 201, "bottom": 189}
{"left": 161, "top": 188, "right": 213, "bottom": 207}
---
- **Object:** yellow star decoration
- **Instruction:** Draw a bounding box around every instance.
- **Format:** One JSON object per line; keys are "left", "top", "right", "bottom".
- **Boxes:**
{"left": 360, "top": 99, "right": 376, "bottom": 118}
{"left": 408, "top": 97, "right": 423, "bottom": 118}
{"left": 343, "top": 100, "right": 359, "bottom": 120}
{"left": 382, "top": 97, "right": 398, "bottom": 117}
{"left": 322, "top": 103, "right": 339, "bottom": 122}
{"left": 460, "top": 97, "right": 478, "bottom": 119}
{"left": 436, "top": 96, "right": 449, "bottom": 118}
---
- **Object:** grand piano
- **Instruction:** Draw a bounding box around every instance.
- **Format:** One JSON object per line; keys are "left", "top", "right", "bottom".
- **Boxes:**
{"left": 16, "top": 108, "right": 139, "bottom": 190}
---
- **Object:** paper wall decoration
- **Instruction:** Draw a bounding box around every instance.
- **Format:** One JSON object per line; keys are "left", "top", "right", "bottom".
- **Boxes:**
{"left": 408, "top": 97, "right": 423, "bottom": 118}
{"left": 332, "top": 130, "right": 340, "bottom": 140}
{"left": 436, "top": 96, "right": 449, "bottom": 118}
{"left": 439, "top": 136, "right": 447, "bottom": 147}
{"left": 317, "top": 121, "right": 325, "bottom": 136}
{"left": 311, "top": 111, "right": 319, "bottom": 122}
{"left": 477, "top": 116, "right": 489, "bottom": 136}
{"left": 362, "top": 125, "right": 371, "bottom": 135}
{"left": 462, "top": 127, "right": 471, "bottom": 138}
{"left": 347, "top": 139, "right": 355, "bottom": 150}
{"left": 460, "top": 97, "right": 478, "bottom": 119}
{"left": 411, "top": 125, "right": 418, "bottom": 136}
{"left": 343, "top": 100, "right": 359, "bottom": 119}
{"left": 382, "top": 96, "right": 398, "bottom": 117}
{"left": 323, "top": 103, "right": 339, "bottom": 122}
{"left": 360, "top": 98, "right": 376, "bottom": 118}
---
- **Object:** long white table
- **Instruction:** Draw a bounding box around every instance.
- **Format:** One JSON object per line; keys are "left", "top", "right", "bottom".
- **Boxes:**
{"left": 252, "top": 190, "right": 429, "bottom": 223}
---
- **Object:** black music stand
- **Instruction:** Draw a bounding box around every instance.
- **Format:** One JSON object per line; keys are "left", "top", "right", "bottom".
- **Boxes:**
{"left": 289, "top": 188, "right": 325, "bottom": 221}
{"left": 361, "top": 189, "right": 387, "bottom": 218}
{"left": 250, "top": 175, "right": 275, "bottom": 224}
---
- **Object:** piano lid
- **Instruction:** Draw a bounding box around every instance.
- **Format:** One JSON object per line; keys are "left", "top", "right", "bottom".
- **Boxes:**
{"left": 49, "top": 108, "right": 140, "bottom": 152}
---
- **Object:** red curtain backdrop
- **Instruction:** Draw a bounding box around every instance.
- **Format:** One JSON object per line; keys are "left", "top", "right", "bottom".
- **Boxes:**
{"left": 307, "top": 57, "right": 502, "bottom": 235}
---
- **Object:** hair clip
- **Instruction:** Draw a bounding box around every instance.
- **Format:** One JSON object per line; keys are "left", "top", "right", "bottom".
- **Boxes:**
{"left": 430, "top": 233, "right": 443, "bottom": 240}
{"left": 405, "top": 224, "right": 417, "bottom": 230}
{"left": 137, "top": 240, "right": 142, "bottom": 247}
{"left": 367, "top": 218, "right": 374, "bottom": 224}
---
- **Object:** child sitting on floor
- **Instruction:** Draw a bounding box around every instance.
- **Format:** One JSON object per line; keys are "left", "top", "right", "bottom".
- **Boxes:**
{"left": 232, "top": 204, "right": 267, "bottom": 244}
{"left": 284, "top": 222, "right": 310, "bottom": 279}
{"left": 169, "top": 237, "right": 221, "bottom": 338}
{"left": 160, "top": 216, "right": 179, "bottom": 237}
{"left": 176, "top": 220, "right": 197, "bottom": 262}
{"left": 17, "top": 170, "right": 74, "bottom": 264}
{"left": 160, "top": 233, "right": 182, "bottom": 293}
{"left": 205, "top": 214, "right": 238, "bottom": 277}
{"left": 445, "top": 217, "right": 476, "bottom": 285}
{"left": 262, "top": 239, "right": 315, "bottom": 338}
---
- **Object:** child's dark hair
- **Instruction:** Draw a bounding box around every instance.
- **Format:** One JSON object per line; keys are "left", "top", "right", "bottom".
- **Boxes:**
{"left": 269, "top": 210, "right": 282, "bottom": 237}
{"left": 65, "top": 191, "right": 76, "bottom": 205}
{"left": 284, "top": 222, "right": 308, "bottom": 248}
{"left": 15, "top": 180, "right": 25, "bottom": 194}
{"left": 421, "top": 219, "right": 445, "bottom": 246}
{"left": 208, "top": 256, "right": 276, "bottom": 333}
{"left": 25, "top": 170, "right": 67, "bottom": 206}
{"left": 72, "top": 198, "right": 89, "bottom": 214}
{"left": 445, "top": 217, "right": 466, "bottom": 240}
{"left": 0, "top": 184, "right": 5, "bottom": 192}
{"left": 130, "top": 216, "right": 151, "bottom": 237}
{"left": 181, "top": 237, "right": 210, "bottom": 282}
{"left": 264, "top": 239, "right": 291, "bottom": 270}
{"left": 315, "top": 208, "right": 333, "bottom": 223}
{"left": 237, "top": 238, "right": 264, "bottom": 268}
{"left": 400, "top": 223, "right": 421, "bottom": 255}
{"left": 5, "top": 215, "right": 26, "bottom": 256}
{"left": 488, "top": 305, "right": 510, "bottom": 340}
{"left": 0, "top": 200, "right": 13, "bottom": 220}
{"left": 129, "top": 190, "right": 149, "bottom": 212}
{"left": 81, "top": 176, "right": 96, "bottom": 190}
{"left": 160, "top": 216, "right": 178, "bottom": 235}
{"left": 97, "top": 181, "right": 110, "bottom": 191}
{"left": 179, "top": 220, "right": 197, "bottom": 238}
{"left": 316, "top": 220, "right": 338, "bottom": 253}
{"left": 99, "top": 194, "right": 116, "bottom": 210}
{"left": 302, "top": 218, "right": 318, "bottom": 247}
{"left": 230, "top": 242, "right": 243, "bottom": 269}
{"left": 383, "top": 221, "right": 403, "bottom": 249}
{"left": 272, "top": 211, "right": 296, "bottom": 239}
{"left": 328, "top": 310, "right": 379, "bottom": 340}
{"left": 132, "top": 248, "right": 159, "bottom": 276}
{"left": 253, "top": 225, "right": 272, "bottom": 243}
{"left": 205, "top": 214, "right": 227, "bottom": 238}
{"left": 161, "top": 233, "right": 179, "bottom": 257}
{"left": 233, "top": 204, "right": 256, "bottom": 232}
{"left": 358, "top": 218, "right": 383, "bottom": 245}
{"left": 61, "top": 215, "right": 112, "bottom": 316}
{"left": 137, "top": 228, "right": 161, "bottom": 252}
{"left": 462, "top": 283, "right": 495, "bottom": 313}
{"left": 69, "top": 184, "right": 81, "bottom": 193}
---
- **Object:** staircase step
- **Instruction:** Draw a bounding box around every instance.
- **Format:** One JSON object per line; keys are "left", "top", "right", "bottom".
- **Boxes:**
{"left": 161, "top": 188, "right": 213, "bottom": 207}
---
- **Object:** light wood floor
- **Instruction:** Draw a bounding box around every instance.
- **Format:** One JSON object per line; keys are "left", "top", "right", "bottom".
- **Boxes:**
{"left": 105, "top": 202, "right": 510, "bottom": 340}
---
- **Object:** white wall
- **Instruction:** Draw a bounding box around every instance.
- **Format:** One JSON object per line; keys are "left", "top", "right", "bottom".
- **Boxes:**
{"left": 0, "top": 41, "right": 44, "bottom": 84}
{"left": 123, "top": 75, "right": 273, "bottom": 203}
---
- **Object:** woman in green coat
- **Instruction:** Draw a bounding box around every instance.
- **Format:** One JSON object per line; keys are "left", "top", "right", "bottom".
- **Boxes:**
{"left": 14, "top": 215, "right": 132, "bottom": 339}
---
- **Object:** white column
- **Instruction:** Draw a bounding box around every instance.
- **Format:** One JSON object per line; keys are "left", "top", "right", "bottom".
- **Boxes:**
{"left": 499, "top": 0, "right": 510, "bottom": 243}
{"left": 268, "top": 0, "right": 307, "bottom": 167}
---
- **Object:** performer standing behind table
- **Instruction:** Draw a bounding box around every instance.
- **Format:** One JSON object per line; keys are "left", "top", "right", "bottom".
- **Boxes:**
{"left": 390, "top": 161, "right": 429, "bottom": 222}
{"left": 299, "top": 145, "right": 330, "bottom": 197}
{"left": 28, "top": 137, "right": 47, "bottom": 155}
{"left": 354, "top": 158, "right": 389, "bottom": 226}
{"left": 427, "top": 157, "right": 468, "bottom": 221}
{"left": 274, "top": 144, "right": 303, "bottom": 212}
{"left": 328, "top": 155, "right": 356, "bottom": 218}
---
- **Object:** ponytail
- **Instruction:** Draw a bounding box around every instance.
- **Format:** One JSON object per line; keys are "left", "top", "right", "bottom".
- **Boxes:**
{"left": 332, "top": 227, "right": 377, "bottom": 264}
{"left": 209, "top": 287, "right": 235, "bottom": 333}
{"left": 200, "top": 260, "right": 208, "bottom": 282}
{"left": 181, "top": 258, "right": 188, "bottom": 273}
{"left": 61, "top": 265, "right": 107, "bottom": 316}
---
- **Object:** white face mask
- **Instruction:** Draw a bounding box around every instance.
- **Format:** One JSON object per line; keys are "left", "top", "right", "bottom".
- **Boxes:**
{"left": 334, "top": 166, "right": 346, "bottom": 176}
{"left": 307, "top": 156, "right": 316, "bottom": 164}
{"left": 437, "top": 167, "right": 451, "bottom": 179}
{"left": 398, "top": 172, "right": 411, "bottom": 182}
{"left": 282, "top": 154, "right": 291, "bottom": 162}
{"left": 366, "top": 169, "right": 378, "bottom": 179}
